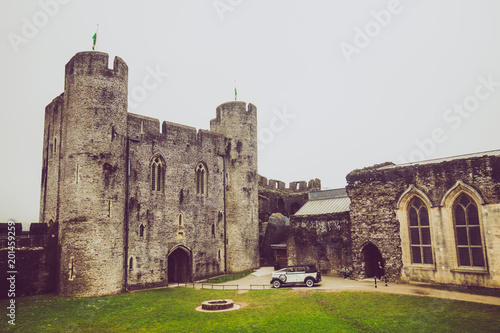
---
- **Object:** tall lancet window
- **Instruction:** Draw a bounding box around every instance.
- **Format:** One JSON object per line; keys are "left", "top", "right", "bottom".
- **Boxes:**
{"left": 454, "top": 194, "right": 485, "bottom": 267}
{"left": 151, "top": 155, "right": 165, "bottom": 193}
{"left": 408, "top": 197, "right": 433, "bottom": 264}
{"left": 196, "top": 162, "right": 208, "bottom": 196}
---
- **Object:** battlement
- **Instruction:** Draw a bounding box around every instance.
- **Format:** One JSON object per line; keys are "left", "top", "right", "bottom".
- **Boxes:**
{"left": 0, "top": 222, "right": 55, "bottom": 249}
{"left": 258, "top": 175, "right": 321, "bottom": 192}
{"left": 64, "top": 51, "right": 127, "bottom": 89}
{"left": 210, "top": 101, "right": 256, "bottom": 128}
{"left": 128, "top": 113, "right": 225, "bottom": 147}
{"left": 162, "top": 120, "right": 197, "bottom": 140}
{"left": 45, "top": 93, "right": 64, "bottom": 114}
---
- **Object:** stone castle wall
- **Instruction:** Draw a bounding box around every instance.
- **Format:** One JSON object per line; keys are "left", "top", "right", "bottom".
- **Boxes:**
{"left": 258, "top": 175, "right": 320, "bottom": 222}
{"left": 0, "top": 223, "right": 58, "bottom": 299}
{"left": 257, "top": 176, "right": 320, "bottom": 266}
{"left": 125, "top": 113, "right": 227, "bottom": 288}
{"left": 40, "top": 52, "right": 260, "bottom": 297}
{"left": 347, "top": 155, "right": 500, "bottom": 287}
{"left": 287, "top": 212, "right": 351, "bottom": 276}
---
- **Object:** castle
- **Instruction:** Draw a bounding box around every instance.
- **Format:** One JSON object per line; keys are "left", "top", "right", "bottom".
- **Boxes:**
{"left": 1, "top": 51, "right": 498, "bottom": 299}
{"left": 39, "top": 51, "right": 259, "bottom": 297}
{"left": 288, "top": 152, "right": 500, "bottom": 288}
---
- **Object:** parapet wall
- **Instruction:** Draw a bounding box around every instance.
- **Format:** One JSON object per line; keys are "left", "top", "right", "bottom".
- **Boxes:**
{"left": 127, "top": 113, "right": 226, "bottom": 149}
{"left": 64, "top": 51, "right": 127, "bottom": 89}
{"left": 258, "top": 175, "right": 321, "bottom": 192}
{"left": 210, "top": 101, "right": 256, "bottom": 130}
{"left": 0, "top": 223, "right": 58, "bottom": 298}
{"left": 258, "top": 175, "right": 321, "bottom": 226}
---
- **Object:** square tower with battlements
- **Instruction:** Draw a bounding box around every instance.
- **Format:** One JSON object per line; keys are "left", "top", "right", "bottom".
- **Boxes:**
{"left": 40, "top": 51, "right": 259, "bottom": 297}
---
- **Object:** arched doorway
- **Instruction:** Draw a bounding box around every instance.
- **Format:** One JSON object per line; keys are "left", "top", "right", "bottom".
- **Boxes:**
{"left": 277, "top": 198, "right": 285, "bottom": 215}
{"left": 290, "top": 202, "right": 301, "bottom": 215}
{"left": 361, "top": 243, "right": 384, "bottom": 278}
{"left": 168, "top": 246, "right": 191, "bottom": 283}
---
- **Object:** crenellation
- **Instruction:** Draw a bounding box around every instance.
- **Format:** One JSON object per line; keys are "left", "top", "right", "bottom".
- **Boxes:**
{"left": 64, "top": 52, "right": 127, "bottom": 81}
{"left": 197, "top": 129, "right": 225, "bottom": 145}
{"left": 268, "top": 179, "right": 285, "bottom": 190}
{"left": 128, "top": 113, "right": 161, "bottom": 138}
{"left": 40, "top": 51, "right": 259, "bottom": 297}
{"left": 0, "top": 222, "right": 58, "bottom": 298}
{"left": 258, "top": 175, "right": 268, "bottom": 187}
{"left": 257, "top": 175, "right": 321, "bottom": 192}
{"left": 30, "top": 50, "right": 500, "bottom": 297}
{"left": 257, "top": 176, "right": 321, "bottom": 266}
{"left": 162, "top": 120, "right": 197, "bottom": 142}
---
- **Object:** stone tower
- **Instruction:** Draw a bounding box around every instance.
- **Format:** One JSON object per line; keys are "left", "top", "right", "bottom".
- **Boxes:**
{"left": 210, "top": 102, "right": 259, "bottom": 272}
{"left": 41, "top": 51, "right": 129, "bottom": 296}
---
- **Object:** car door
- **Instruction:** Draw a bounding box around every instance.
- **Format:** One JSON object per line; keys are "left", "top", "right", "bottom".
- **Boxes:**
{"left": 284, "top": 267, "right": 296, "bottom": 282}
{"left": 288, "top": 266, "right": 305, "bottom": 283}
{"left": 294, "top": 266, "right": 306, "bottom": 283}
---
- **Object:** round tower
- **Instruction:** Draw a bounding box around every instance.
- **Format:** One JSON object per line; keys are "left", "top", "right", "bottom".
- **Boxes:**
{"left": 210, "top": 101, "right": 259, "bottom": 273}
{"left": 57, "top": 51, "right": 128, "bottom": 296}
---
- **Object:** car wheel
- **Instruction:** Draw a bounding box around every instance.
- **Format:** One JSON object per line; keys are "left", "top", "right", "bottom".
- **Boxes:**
{"left": 272, "top": 279, "right": 281, "bottom": 288}
{"left": 279, "top": 274, "right": 287, "bottom": 283}
{"left": 305, "top": 278, "right": 314, "bottom": 287}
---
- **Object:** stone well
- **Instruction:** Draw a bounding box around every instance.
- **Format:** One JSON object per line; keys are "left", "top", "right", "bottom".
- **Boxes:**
{"left": 201, "top": 299, "right": 234, "bottom": 311}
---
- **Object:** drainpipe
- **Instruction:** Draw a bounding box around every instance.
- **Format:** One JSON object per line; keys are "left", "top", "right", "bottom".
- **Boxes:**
{"left": 218, "top": 152, "right": 227, "bottom": 274}
{"left": 125, "top": 136, "right": 141, "bottom": 292}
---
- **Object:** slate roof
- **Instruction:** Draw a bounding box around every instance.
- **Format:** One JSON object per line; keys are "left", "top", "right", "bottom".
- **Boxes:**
{"left": 294, "top": 188, "right": 350, "bottom": 215}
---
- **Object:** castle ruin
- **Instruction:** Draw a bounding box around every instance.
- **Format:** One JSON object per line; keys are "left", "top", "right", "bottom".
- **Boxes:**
{"left": 39, "top": 51, "right": 259, "bottom": 297}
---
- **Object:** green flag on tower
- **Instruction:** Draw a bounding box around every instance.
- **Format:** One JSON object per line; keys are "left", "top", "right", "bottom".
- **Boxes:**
{"left": 92, "top": 25, "right": 98, "bottom": 50}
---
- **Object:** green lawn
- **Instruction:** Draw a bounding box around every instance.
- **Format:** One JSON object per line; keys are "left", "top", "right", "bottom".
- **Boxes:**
{"left": 1, "top": 288, "right": 499, "bottom": 332}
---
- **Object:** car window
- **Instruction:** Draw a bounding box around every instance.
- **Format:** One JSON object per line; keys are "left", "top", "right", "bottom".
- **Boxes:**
{"left": 305, "top": 266, "right": 316, "bottom": 273}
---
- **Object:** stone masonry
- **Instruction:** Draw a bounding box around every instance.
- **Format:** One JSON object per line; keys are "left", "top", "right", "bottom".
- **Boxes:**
{"left": 39, "top": 52, "right": 260, "bottom": 297}
{"left": 36, "top": 52, "right": 500, "bottom": 297}
{"left": 287, "top": 212, "right": 351, "bottom": 275}
{"left": 347, "top": 153, "right": 500, "bottom": 288}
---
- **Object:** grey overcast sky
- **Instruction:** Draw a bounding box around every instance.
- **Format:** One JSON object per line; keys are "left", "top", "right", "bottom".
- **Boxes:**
{"left": 1, "top": 0, "right": 500, "bottom": 224}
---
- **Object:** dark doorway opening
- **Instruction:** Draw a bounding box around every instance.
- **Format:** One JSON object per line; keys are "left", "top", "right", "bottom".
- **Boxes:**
{"left": 277, "top": 198, "right": 285, "bottom": 215}
{"left": 362, "top": 243, "right": 384, "bottom": 278}
{"left": 168, "top": 247, "right": 191, "bottom": 283}
{"left": 290, "top": 202, "right": 301, "bottom": 215}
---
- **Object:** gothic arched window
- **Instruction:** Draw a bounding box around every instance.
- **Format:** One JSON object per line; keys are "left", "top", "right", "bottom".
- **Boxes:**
{"left": 195, "top": 163, "right": 208, "bottom": 196}
{"left": 408, "top": 197, "right": 433, "bottom": 264}
{"left": 151, "top": 155, "right": 165, "bottom": 193}
{"left": 453, "top": 194, "right": 485, "bottom": 267}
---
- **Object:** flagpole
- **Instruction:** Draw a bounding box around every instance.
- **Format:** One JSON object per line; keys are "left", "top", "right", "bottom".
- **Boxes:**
{"left": 92, "top": 24, "right": 99, "bottom": 51}
{"left": 96, "top": 24, "right": 99, "bottom": 51}
{"left": 234, "top": 80, "right": 237, "bottom": 101}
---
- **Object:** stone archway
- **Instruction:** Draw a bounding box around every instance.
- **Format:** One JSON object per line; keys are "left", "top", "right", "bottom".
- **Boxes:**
{"left": 361, "top": 243, "right": 384, "bottom": 278}
{"left": 168, "top": 246, "right": 191, "bottom": 283}
{"left": 290, "top": 202, "right": 301, "bottom": 215}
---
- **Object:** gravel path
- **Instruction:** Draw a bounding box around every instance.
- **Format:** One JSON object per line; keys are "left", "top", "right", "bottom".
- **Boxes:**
{"left": 215, "top": 267, "right": 500, "bottom": 306}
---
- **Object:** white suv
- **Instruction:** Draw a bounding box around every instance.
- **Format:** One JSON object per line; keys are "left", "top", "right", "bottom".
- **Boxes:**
{"left": 270, "top": 264, "right": 321, "bottom": 288}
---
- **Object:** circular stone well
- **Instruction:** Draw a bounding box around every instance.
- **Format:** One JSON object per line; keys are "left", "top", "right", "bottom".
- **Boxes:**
{"left": 201, "top": 299, "right": 234, "bottom": 311}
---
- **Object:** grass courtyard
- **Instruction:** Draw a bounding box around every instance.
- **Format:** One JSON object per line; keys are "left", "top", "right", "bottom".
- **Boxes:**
{"left": 1, "top": 287, "right": 499, "bottom": 332}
